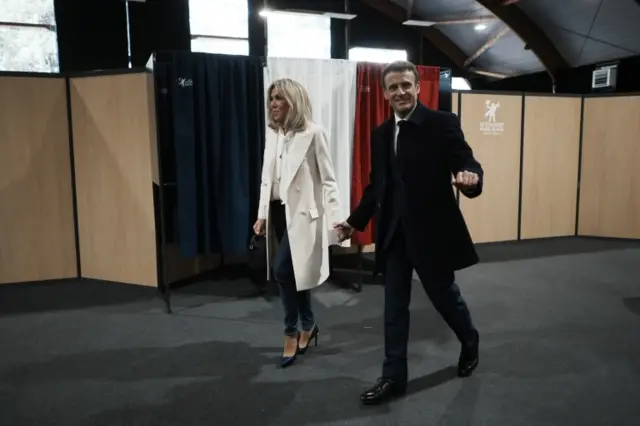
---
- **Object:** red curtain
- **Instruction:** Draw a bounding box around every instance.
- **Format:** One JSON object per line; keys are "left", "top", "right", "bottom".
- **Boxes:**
{"left": 417, "top": 65, "right": 440, "bottom": 109}
{"left": 351, "top": 63, "right": 388, "bottom": 245}
{"left": 350, "top": 63, "right": 440, "bottom": 246}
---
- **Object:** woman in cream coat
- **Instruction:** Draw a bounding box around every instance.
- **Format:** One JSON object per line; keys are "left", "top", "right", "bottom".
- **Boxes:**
{"left": 253, "top": 78, "right": 343, "bottom": 368}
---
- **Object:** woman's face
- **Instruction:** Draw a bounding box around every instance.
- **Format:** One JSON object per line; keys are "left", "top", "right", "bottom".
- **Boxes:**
{"left": 269, "top": 87, "right": 289, "bottom": 125}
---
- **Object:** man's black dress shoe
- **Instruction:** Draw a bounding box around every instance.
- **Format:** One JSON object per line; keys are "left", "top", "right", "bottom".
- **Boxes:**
{"left": 360, "top": 378, "right": 406, "bottom": 405}
{"left": 458, "top": 332, "right": 479, "bottom": 377}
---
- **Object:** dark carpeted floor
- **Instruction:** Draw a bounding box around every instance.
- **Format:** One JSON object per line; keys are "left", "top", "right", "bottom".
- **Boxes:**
{"left": 1, "top": 237, "right": 639, "bottom": 425}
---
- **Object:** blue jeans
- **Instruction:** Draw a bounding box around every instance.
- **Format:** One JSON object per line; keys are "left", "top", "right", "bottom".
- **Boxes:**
{"left": 273, "top": 230, "right": 315, "bottom": 336}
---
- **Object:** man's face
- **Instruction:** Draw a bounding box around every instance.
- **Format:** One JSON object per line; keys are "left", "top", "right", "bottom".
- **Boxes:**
{"left": 383, "top": 70, "right": 420, "bottom": 116}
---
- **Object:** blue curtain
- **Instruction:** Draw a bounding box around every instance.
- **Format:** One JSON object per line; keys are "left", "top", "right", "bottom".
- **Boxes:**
{"left": 169, "top": 52, "right": 265, "bottom": 257}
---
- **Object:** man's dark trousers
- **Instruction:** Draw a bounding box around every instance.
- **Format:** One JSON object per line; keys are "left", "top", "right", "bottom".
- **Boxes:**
{"left": 381, "top": 222, "right": 477, "bottom": 383}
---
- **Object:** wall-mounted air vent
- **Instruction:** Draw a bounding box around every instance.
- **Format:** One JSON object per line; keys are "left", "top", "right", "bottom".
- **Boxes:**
{"left": 591, "top": 64, "right": 618, "bottom": 92}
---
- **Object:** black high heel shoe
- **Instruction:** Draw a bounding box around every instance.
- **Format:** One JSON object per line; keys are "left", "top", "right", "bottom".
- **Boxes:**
{"left": 279, "top": 334, "right": 299, "bottom": 368}
{"left": 298, "top": 325, "right": 319, "bottom": 355}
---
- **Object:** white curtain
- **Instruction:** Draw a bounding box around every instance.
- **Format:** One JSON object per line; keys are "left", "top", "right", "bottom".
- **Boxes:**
{"left": 264, "top": 57, "right": 357, "bottom": 246}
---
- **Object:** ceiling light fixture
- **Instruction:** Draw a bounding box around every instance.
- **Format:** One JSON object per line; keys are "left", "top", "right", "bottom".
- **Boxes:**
{"left": 474, "top": 24, "right": 487, "bottom": 31}
{"left": 324, "top": 12, "right": 357, "bottom": 20}
{"left": 259, "top": 8, "right": 356, "bottom": 20}
{"left": 402, "top": 20, "right": 436, "bottom": 27}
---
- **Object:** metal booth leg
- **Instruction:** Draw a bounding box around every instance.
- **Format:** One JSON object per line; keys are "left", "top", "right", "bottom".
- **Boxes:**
{"left": 355, "top": 244, "right": 363, "bottom": 293}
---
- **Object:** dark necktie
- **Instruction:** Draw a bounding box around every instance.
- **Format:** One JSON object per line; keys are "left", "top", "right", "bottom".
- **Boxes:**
{"left": 396, "top": 120, "right": 408, "bottom": 162}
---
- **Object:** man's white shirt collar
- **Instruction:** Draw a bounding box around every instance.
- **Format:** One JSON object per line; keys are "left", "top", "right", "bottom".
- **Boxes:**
{"left": 394, "top": 103, "right": 417, "bottom": 126}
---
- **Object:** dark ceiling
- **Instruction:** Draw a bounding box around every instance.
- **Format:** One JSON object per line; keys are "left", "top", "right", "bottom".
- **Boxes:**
{"left": 368, "top": 0, "right": 640, "bottom": 80}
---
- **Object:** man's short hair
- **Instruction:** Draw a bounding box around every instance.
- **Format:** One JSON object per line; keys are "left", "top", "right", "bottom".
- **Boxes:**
{"left": 381, "top": 60, "right": 419, "bottom": 89}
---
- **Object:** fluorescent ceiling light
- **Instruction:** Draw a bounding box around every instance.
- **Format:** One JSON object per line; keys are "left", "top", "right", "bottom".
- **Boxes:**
{"left": 324, "top": 12, "right": 357, "bottom": 20}
{"left": 474, "top": 24, "right": 488, "bottom": 31}
{"left": 260, "top": 9, "right": 306, "bottom": 17}
{"left": 452, "top": 77, "right": 472, "bottom": 90}
{"left": 348, "top": 47, "right": 408, "bottom": 63}
{"left": 260, "top": 9, "right": 356, "bottom": 20}
{"left": 261, "top": 10, "right": 310, "bottom": 18}
{"left": 402, "top": 20, "right": 436, "bottom": 26}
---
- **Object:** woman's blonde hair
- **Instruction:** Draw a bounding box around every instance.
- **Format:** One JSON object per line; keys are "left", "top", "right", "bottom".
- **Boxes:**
{"left": 266, "top": 78, "right": 313, "bottom": 133}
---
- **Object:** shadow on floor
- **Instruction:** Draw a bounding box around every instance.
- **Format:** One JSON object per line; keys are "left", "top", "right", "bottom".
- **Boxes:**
{"left": 0, "top": 340, "right": 401, "bottom": 425}
{"left": 435, "top": 376, "right": 483, "bottom": 425}
{"left": 623, "top": 297, "right": 640, "bottom": 317}
{"left": 331, "top": 237, "right": 640, "bottom": 277}
{"left": 0, "top": 279, "right": 157, "bottom": 316}
{"left": 174, "top": 272, "right": 269, "bottom": 298}
{"left": 0, "top": 336, "right": 477, "bottom": 425}
{"left": 406, "top": 366, "right": 458, "bottom": 396}
{"left": 475, "top": 237, "right": 640, "bottom": 263}
{"left": 3, "top": 238, "right": 637, "bottom": 316}
{"left": 327, "top": 302, "right": 456, "bottom": 348}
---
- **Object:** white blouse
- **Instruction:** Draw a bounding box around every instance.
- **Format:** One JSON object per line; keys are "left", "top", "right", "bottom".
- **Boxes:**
{"left": 271, "top": 130, "right": 291, "bottom": 202}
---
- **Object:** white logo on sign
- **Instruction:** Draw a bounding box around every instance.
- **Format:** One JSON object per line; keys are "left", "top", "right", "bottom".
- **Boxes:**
{"left": 177, "top": 78, "right": 193, "bottom": 88}
{"left": 480, "top": 100, "right": 504, "bottom": 135}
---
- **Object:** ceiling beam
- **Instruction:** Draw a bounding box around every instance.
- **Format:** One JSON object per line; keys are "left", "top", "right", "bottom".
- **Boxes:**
{"left": 475, "top": 0, "right": 569, "bottom": 79}
{"left": 464, "top": 25, "right": 510, "bottom": 67}
{"left": 360, "top": 0, "right": 468, "bottom": 69}
{"left": 406, "top": 0, "right": 415, "bottom": 19}
{"left": 360, "top": 0, "right": 510, "bottom": 78}
{"left": 473, "top": 70, "right": 508, "bottom": 79}
{"left": 436, "top": 16, "right": 497, "bottom": 25}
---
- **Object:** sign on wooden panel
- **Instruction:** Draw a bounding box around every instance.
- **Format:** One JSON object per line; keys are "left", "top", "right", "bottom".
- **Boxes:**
{"left": 479, "top": 99, "right": 505, "bottom": 136}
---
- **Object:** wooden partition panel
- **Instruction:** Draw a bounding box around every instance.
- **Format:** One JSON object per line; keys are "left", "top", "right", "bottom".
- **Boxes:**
{"left": 70, "top": 73, "right": 158, "bottom": 286}
{"left": 578, "top": 96, "right": 640, "bottom": 238}
{"left": 452, "top": 91, "right": 459, "bottom": 116}
{"left": 459, "top": 93, "right": 522, "bottom": 243}
{"left": 520, "top": 96, "right": 581, "bottom": 239}
{"left": 0, "top": 77, "right": 77, "bottom": 284}
{"left": 146, "top": 73, "right": 160, "bottom": 186}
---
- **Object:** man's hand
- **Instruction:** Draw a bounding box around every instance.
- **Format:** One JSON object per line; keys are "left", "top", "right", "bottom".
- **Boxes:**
{"left": 452, "top": 171, "right": 479, "bottom": 190}
{"left": 333, "top": 221, "right": 354, "bottom": 242}
{"left": 253, "top": 218, "right": 266, "bottom": 236}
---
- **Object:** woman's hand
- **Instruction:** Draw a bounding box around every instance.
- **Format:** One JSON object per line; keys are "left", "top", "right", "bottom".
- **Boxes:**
{"left": 253, "top": 219, "right": 266, "bottom": 236}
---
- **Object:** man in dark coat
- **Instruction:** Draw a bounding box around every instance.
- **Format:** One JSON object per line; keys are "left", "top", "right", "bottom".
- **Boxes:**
{"left": 335, "top": 61, "right": 482, "bottom": 405}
